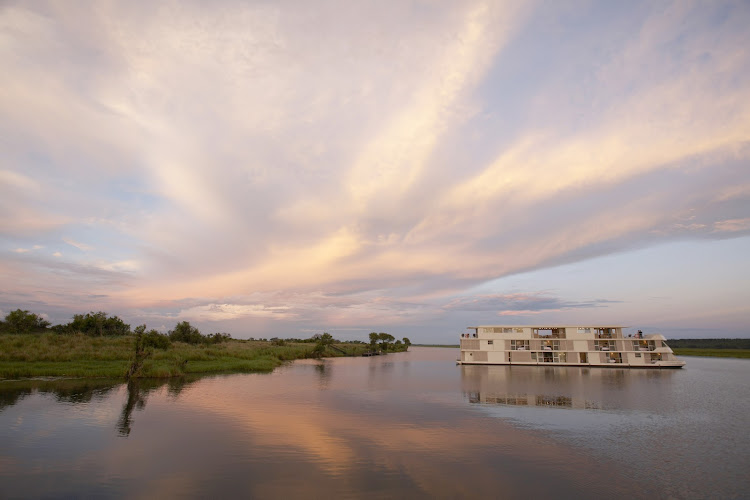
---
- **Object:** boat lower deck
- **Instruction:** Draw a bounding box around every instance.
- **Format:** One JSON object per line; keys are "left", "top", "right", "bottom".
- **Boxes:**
{"left": 456, "top": 360, "right": 685, "bottom": 368}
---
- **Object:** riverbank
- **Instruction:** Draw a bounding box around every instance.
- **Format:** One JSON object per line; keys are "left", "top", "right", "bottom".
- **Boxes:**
{"left": 0, "top": 334, "right": 371, "bottom": 379}
{"left": 672, "top": 348, "right": 750, "bottom": 359}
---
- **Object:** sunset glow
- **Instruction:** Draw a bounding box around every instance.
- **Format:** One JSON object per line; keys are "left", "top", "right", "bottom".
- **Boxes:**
{"left": 2, "top": 1, "right": 749, "bottom": 341}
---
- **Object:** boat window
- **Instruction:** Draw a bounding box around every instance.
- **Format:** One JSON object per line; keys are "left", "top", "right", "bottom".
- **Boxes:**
{"left": 510, "top": 340, "right": 529, "bottom": 350}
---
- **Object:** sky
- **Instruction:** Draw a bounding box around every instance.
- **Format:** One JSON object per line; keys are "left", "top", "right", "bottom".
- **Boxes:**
{"left": 1, "top": 0, "right": 749, "bottom": 342}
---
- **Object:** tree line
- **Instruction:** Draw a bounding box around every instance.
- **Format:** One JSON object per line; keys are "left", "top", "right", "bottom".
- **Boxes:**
{"left": 0, "top": 308, "right": 230, "bottom": 347}
{"left": 369, "top": 332, "right": 411, "bottom": 352}
{"left": 0, "top": 309, "right": 411, "bottom": 352}
{"left": 667, "top": 338, "right": 750, "bottom": 349}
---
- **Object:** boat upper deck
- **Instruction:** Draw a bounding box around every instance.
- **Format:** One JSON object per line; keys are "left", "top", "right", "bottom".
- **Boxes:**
{"left": 461, "top": 325, "right": 660, "bottom": 341}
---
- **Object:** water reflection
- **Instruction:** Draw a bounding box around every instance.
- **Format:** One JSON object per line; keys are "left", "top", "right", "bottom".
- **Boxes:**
{"left": 117, "top": 377, "right": 199, "bottom": 436}
{"left": 313, "top": 361, "right": 331, "bottom": 389}
{"left": 0, "top": 350, "right": 748, "bottom": 499}
{"left": 461, "top": 364, "right": 677, "bottom": 412}
{"left": 0, "top": 378, "right": 120, "bottom": 412}
{"left": 117, "top": 380, "right": 154, "bottom": 436}
{"left": 466, "top": 391, "right": 600, "bottom": 409}
{"left": 0, "top": 377, "right": 199, "bottom": 438}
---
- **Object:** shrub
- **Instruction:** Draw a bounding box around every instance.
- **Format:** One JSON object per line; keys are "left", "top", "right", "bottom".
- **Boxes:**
{"left": 207, "top": 332, "right": 232, "bottom": 344}
{"left": 169, "top": 321, "right": 205, "bottom": 344}
{"left": 143, "top": 329, "right": 171, "bottom": 349}
{"left": 66, "top": 311, "right": 130, "bottom": 336}
{"left": 2, "top": 309, "right": 50, "bottom": 334}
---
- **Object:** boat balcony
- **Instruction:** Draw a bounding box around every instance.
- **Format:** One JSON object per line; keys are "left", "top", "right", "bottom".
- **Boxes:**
{"left": 532, "top": 329, "right": 566, "bottom": 339}
{"left": 632, "top": 340, "right": 657, "bottom": 351}
{"left": 531, "top": 351, "right": 568, "bottom": 363}
{"left": 595, "top": 328, "right": 621, "bottom": 339}
{"left": 594, "top": 340, "right": 616, "bottom": 351}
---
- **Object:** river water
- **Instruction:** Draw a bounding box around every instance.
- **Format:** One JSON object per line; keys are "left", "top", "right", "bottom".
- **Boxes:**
{"left": 1, "top": 347, "right": 748, "bottom": 499}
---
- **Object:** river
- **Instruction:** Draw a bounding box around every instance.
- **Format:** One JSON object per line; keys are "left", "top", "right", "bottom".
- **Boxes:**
{"left": 1, "top": 347, "right": 748, "bottom": 499}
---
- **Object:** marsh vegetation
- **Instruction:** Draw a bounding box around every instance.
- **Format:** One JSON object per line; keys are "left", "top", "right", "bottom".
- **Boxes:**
{"left": 0, "top": 309, "right": 407, "bottom": 379}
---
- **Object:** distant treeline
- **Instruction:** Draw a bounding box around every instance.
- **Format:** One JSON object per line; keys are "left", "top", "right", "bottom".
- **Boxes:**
{"left": 668, "top": 338, "right": 750, "bottom": 349}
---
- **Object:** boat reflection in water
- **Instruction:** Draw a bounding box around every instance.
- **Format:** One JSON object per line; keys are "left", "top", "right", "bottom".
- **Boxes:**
{"left": 460, "top": 362, "right": 677, "bottom": 413}
{"left": 467, "top": 391, "right": 602, "bottom": 410}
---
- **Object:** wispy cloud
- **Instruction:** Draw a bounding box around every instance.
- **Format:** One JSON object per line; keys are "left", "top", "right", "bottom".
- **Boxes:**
{"left": 1, "top": 0, "right": 748, "bottom": 338}
{"left": 443, "top": 293, "right": 619, "bottom": 315}
{"left": 713, "top": 218, "right": 750, "bottom": 233}
{"left": 62, "top": 238, "right": 93, "bottom": 252}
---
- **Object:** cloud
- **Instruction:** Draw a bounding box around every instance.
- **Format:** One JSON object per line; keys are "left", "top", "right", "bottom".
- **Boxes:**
{"left": 174, "top": 303, "right": 293, "bottom": 322}
{"left": 443, "top": 293, "right": 619, "bottom": 315}
{"left": 12, "top": 245, "right": 43, "bottom": 253}
{"left": 713, "top": 218, "right": 750, "bottom": 233}
{"left": 62, "top": 238, "right": 94, "bottom": 252}
{"left": 1, "top": 0, "right": 749, "bottom": 339}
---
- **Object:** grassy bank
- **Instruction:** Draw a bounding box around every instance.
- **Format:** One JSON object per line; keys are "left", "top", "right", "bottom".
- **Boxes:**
{"left": 0, "top": 334, "right": 369, "bottom": 379}
{"left": 672, "top": 348, "right": 750, "bottom": 359}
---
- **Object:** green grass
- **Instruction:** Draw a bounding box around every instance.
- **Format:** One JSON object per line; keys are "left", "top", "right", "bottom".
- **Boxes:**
{"left": 672, "top": 348, "right": 750, "bottom": 359}
{"left": 0, "top": 334, "right": 371, "bottom": 379}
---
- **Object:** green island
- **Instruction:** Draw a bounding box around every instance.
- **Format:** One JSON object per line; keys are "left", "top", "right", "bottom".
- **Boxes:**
{"left": 0, "top": 309, "right": 411, "bottom": 379}
{"left": 668, "top": 338, "right": 750, "bottom": 359}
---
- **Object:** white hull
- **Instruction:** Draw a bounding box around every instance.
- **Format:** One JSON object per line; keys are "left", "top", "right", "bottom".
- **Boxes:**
{"left": 457, "top": 360, "right": 685, "bottom": 368}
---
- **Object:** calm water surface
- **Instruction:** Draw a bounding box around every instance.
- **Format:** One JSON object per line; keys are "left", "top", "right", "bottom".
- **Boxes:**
{"left": 1, "top": 347, "right": 748, "bottom": 499}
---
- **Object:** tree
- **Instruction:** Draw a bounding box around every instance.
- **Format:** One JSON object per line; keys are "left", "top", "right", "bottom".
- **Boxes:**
{"left": 207, "top": 332, "right": 232, "bottom": 344}
{"left": 67, "top": 311, "right": 130, "bottom": 336}
{"left": 312, "top": 332, "right": 334, "bottom": 357}
{"left": 169, "top": 321, "right": 205, "bottom": 344}
{"left": 126, "top": 325, "right": 152, "bottom": 379}
{"left": 137, "top": 325, "right": 171, "bottom": 349}
{"left": 402, "top": 337, "right": 411, "bottom": 347}
{"left": 3, "top": 309, "right": 50, "bottom": 334}
{"left": 377, "top": 332, "right": 395, "bottom": 351}
{"left": 369, "top": 332, "right": 379, "bottom": 349}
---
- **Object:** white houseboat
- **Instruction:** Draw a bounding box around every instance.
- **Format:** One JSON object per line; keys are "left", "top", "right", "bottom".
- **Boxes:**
{"left": 458, "top": 325, "right": 685, "bottom": 368}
